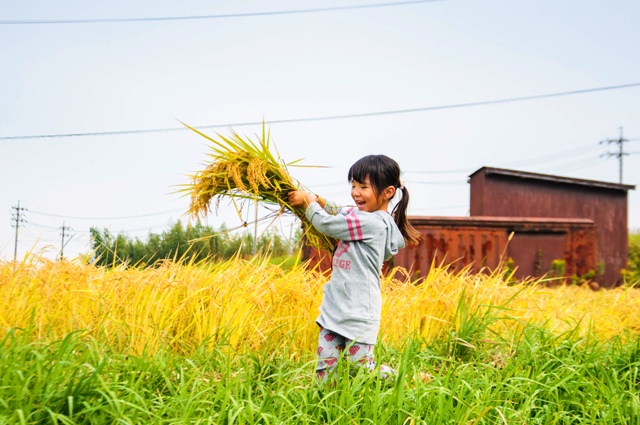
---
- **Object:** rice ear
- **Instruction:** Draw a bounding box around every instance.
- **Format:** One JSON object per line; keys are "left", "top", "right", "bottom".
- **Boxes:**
{"left": 180, "top": 122, "right": 337, "bottom": 252}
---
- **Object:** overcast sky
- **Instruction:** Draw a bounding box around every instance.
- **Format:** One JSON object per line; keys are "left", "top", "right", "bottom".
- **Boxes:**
{"left": 1, "top": 0, "right": 639, "bottom": 261}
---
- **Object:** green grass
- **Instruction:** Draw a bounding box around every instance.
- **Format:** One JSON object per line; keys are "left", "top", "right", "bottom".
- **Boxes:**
{"left": 2, "top": 324, "right": 640, "bottom": 425}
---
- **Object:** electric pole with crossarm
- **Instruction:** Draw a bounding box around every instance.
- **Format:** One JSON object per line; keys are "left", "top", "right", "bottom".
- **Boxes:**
{"left": 11, "top": 201, "right": 27, "bottom": 262}
{"left": 600, "top": 127, "right": 629, "bottom": 183}
{"left": 60, "top": 221, "right": 73, "bottom": 260}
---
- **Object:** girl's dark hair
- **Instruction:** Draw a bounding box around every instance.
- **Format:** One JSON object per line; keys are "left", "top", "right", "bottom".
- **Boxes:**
{"left": 348, "top": 155, "right": 421, "bottom": 246}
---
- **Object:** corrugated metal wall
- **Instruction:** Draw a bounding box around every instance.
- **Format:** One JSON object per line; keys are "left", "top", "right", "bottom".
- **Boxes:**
{"left": 393, "top": 216, "right": 596, "bottom": 282}
{"left": 469, "top": 167, "right": 635, "bottom": 287}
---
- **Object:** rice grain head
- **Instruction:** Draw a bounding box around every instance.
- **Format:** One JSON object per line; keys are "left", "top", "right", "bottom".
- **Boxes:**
{"left": 179, "top": 121, "right": 337, "bottom": 252}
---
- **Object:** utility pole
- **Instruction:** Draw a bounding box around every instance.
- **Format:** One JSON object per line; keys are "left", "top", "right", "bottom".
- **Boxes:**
{"left": 600, "top": 127, "right": 629, "bottom": 183}
{"left": 11, "top": 201, "right": 27, "bottom": 262}
{"left": 60, "top": 221, "right": 72, "bottom": 260}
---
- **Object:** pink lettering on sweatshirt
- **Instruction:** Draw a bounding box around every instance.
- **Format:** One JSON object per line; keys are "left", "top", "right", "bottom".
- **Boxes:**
{"left": 332, "top": 257, "right": 351, "bottom": 270}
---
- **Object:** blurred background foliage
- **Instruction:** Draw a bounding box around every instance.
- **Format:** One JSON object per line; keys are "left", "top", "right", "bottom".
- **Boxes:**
{"left": 89, "top": 220, "right": 301, "bottom": 268}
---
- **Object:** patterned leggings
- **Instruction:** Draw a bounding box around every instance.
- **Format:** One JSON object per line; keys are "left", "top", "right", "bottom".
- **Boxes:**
{"left": 316, "top": 327, "right": 395, "bottom": 381}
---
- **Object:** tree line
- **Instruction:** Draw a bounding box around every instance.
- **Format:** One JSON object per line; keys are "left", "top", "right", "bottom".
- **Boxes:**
{"left": 89, "top": 221, "right": 300, "bottom": 267}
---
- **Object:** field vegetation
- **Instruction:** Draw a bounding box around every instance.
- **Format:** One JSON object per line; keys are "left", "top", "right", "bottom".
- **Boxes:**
{"left": 88, "top": 220, "right": 300, "bottom": 268}
{"left": 2, "top": 252, "right": 640, "bottom": 424}
{"left": 624, "top": 230, "right": 640, "bottom": 284}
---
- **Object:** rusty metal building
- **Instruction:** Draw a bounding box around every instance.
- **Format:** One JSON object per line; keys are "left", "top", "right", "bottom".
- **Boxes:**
{"left": 469, "top": 167, "right": 635, "bottom": 287}
{"left": 392, "top": 216, "right": 597, "bottom": 282}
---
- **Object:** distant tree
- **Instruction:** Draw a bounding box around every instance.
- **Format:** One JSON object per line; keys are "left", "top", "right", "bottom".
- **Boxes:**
{"left": 89, "top": 220, "right": 301, "bottom": 268}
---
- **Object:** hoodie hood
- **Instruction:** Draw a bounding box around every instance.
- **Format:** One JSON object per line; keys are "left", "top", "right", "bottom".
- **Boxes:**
{"left": 376, "top": 210, "right": 405, "bottom": 260}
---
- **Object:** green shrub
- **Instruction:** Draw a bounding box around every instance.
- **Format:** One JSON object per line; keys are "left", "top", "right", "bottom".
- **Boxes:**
{"left": 623, "top": 231, "right": 640, "bottom": 285}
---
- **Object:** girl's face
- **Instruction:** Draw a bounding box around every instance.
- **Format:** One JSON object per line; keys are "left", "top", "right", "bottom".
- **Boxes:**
{"left": 351, "top": 176, "right": 394, "bottom": 213}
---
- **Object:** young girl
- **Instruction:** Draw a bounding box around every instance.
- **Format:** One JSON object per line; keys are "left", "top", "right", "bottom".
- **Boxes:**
{"left": 288, "top": 154, "right": 422, "bottom": 381}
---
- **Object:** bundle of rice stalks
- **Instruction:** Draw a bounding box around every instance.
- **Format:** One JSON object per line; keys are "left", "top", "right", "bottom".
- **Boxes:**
{"left": 181, "top": 122, "right": 337, "bottom": 252}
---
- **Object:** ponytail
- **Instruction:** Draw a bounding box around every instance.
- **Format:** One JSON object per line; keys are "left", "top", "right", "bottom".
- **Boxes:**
{"left": 391, "top": 186, "right": 421, "bottom": 246}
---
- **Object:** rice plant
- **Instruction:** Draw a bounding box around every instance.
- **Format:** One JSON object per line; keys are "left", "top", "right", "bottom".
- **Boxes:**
{"left": 3, "top": 254, "right": 640, "bottom": 423}
{"left": 3, "top": 255, "right": 640, "bottom": 357}
{"left": 180, "top": 122, "right": 337, "bottom": 253}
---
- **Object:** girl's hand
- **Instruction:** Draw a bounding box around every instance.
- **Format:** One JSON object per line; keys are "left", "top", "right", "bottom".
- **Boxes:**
{"left": 288, "top": 191, "right": 317, "bottom": 208}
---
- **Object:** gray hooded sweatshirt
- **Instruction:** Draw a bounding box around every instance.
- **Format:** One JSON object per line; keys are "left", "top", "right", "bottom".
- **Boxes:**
{"left": 305, "top": 201, "right": 405, "bottom": 345}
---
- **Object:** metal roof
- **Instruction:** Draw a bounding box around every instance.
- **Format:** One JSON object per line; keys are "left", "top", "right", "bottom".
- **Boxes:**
{"left": 407, "top": 216, "right": 596, "bottom": 227}
{"left": 469, "top": 166, "right": 636, "bottom": 192}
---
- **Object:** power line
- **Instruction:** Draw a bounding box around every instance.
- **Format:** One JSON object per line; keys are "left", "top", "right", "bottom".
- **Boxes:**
{"left": 405, "top": 168, "right": 472, "bottom": 174}
{"left": 559, "top": 159, "right": 605, "bottom": 174}
{"left": 538, "top": 155, "right": 603, "bottom": 174}
{"left": 405, "top": 142, "right": 604, "bottom": 175}
{"left": 21, "top": 205, "right": 234, "bottom": 234}
{"left": 27, "top": 221, "right": 62, "bottom": 232}
{"left": 21, "top": 227, "right": 48, "bottom": 241}
{"left": 0, "top": 0, "right": 441, "bottom": 25}
{"left": 496, "top": 143, "right": 603, "bottom": 169}
{"left": 406, "top": 180, "right": 465, "bottom": 186}
{"left": 2, "top": 82, "right": 639, "bottom": 141}
{"left": 28, "top": 208, "right": 185, "bottom": 220}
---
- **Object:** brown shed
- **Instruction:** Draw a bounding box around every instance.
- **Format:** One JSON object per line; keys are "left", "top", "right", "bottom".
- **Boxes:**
{"left": 469, "top": 167, "right": 635, "bottom": 287}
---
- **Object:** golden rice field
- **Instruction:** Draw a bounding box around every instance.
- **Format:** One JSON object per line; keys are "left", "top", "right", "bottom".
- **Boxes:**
{"left": 2, "top": 254, "right": 640, "bottom": 355}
